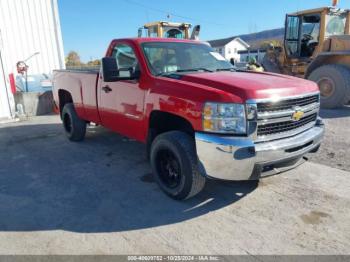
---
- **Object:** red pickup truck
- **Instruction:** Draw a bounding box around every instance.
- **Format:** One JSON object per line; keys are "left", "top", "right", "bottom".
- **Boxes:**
{"left": 53, "top": 38, "right": 324, "bottom": 200}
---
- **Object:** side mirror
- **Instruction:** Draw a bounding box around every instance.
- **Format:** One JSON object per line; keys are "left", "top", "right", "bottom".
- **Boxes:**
{"left": 102, "top": 57, "right": 140, "bottom": 82}
{"left": 102, "top": 57, "right": 119, "bottom": 82}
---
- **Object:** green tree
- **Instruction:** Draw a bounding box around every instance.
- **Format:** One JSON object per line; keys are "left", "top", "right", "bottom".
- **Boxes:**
{"left": 65, "top": 51, "right": 83, "bottom": 67}
{"left": 87, "top": 59, "right": 101, "bottom": 66}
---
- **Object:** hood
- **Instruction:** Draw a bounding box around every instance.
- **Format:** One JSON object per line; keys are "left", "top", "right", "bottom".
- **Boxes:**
{"left": 180, "top": 71, "right": 319, "bottom": 102}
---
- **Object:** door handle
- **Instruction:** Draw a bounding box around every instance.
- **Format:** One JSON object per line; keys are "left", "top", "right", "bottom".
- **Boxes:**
{"left": 102, "top": 85, "right": 112, "bottom": 93}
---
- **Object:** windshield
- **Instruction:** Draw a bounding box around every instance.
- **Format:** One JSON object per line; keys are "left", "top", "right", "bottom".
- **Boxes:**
{"left": 302, "top": 14, "right": 320, "bottom": 39}
{"left": 163, "top": 28, "right": 184, "bottom": 39}
{"left": 325, "top": 12, "right": 347, "bottom": 37}
{"left": 142, "top": 42, "right": 233, "bottom": 76}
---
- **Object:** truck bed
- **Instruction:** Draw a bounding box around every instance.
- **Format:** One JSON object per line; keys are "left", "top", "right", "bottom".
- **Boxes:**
{"left": 53, "top": 68, "right": 101, "bottom": 124}
{"left": 55, "top": 66, "right": 100, "bottom": 74}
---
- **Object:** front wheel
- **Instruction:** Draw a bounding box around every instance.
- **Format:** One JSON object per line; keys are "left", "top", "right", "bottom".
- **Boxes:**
{"left": 62, "top": 103, "right": 86, "bottom": 141}
{"left": 308, "top": 64, "right": 350, "bottom": 109}
{"left": 150, "top": 131, "right": 206, "bottom": 200}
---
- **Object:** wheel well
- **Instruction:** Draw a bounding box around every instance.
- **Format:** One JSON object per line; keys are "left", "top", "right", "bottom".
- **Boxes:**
{"left": 58, "top": 89, "right": 73, "bottom": 115}
{"left": 147, "top": 111, "right": 195, "bottom": 148}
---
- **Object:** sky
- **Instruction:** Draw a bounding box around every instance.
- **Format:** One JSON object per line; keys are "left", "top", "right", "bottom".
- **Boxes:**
{"left": 58, "top": 0, "right": 349, "bottom": 62}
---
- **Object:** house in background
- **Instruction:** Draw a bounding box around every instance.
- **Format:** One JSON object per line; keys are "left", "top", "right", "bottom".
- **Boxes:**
{"left": 207, "top": 37, "right": 249, "bottom": 62}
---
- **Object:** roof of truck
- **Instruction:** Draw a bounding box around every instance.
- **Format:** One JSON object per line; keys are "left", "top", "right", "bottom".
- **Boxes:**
{"left": 105, "top": 38, "right": 210, "bottom": 56}
{"left": 112, "top": 37, "right": 205, "bottom": 44}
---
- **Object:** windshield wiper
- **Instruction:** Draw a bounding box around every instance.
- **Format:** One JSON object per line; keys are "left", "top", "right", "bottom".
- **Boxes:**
{"left": 216, "top": 68, "right": 236, "bottom": 72}
{"left": 176, "top": 68, "right": 213, "bottom": 73}
{"left": 156, "top": 72, "right": 175, "bottom": 77}
{"left": 155, "top": 68, "right": 213, "bottom": 77}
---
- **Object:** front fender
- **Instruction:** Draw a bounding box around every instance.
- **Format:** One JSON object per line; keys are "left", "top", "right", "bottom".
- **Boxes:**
{"left": 145, "top": 91, "right": 203, "bottom": 132}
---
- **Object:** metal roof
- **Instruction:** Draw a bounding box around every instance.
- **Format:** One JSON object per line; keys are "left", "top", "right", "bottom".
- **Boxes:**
{"left": 207, "top": 37, "right": 250, "bottom": 48}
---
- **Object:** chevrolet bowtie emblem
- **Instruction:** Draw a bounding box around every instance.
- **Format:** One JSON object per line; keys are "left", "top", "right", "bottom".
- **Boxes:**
{"left": 292, "top": 109, "right": 304, "bottom": 121}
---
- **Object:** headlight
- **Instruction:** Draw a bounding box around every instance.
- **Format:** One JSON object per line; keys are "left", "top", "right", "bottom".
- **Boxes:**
{"left": 203, "top": 103, "right": 246, "bottom": 134}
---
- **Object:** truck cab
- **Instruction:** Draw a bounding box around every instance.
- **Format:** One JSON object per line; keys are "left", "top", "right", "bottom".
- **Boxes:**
{"left": 264, "top": 6, "right": 350, "bottom": 109}
{"left": 284, "top": 7, "right": 350, "bottom": 74}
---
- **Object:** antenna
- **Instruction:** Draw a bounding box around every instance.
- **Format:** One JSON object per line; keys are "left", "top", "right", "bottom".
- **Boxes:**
{"left": 332, "top": 0, "right": 338, "bottom": 7}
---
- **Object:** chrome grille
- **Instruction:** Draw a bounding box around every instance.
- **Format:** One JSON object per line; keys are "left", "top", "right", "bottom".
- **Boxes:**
{"left": 257, "top": 113, "right": 317, "bottom": 137}
{"left": 257, "top": 94, "right": 319, "bottom": 113}
{"left": 254, "top": 93, "right": 320, "bottom": 142}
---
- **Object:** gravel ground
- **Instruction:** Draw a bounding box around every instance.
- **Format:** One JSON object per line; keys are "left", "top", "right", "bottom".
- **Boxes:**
{"left": 308, "top": 106, "right": 350, "bottom": 172}
{"left": 0, "top": 115, "right": 349, "bottom": 255}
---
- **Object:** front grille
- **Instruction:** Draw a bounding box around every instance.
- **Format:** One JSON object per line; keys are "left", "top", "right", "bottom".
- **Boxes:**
{"left": 257, "top": 94, "right": 319, "bottom": 113}
{"left": 254, "top": 93, "right": 320, "bottom": 141}
{"left": 257, "top": 113, "right": 317, "bottom": 137}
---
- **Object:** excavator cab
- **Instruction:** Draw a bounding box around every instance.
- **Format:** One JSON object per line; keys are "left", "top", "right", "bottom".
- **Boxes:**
{"left": 263, "top": 1, "right": 350, "bottom": 108}
{"left": 285, "top": 13, "right": 321, "bottom": 58}
{"left": 284, "top": 7, "right": 350, "bottom": 61}
{"left": 138, "top": 21, "right": 200, "bottom": 40}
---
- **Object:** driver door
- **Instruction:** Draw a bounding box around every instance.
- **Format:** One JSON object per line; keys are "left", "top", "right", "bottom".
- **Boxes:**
{"left": 98, "top": 42, "right": 146, "bottom": 141}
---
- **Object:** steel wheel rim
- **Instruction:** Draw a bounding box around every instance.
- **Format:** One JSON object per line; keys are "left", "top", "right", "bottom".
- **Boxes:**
{"left": 318, "top": 77, "right": 335, "bottom": 98}
{"left": 156, "top": 149, "right": 182, "bottom": 189}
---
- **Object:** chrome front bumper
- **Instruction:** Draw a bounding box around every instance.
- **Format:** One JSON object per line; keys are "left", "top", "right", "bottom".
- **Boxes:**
{"left": 195, "top": 119, "right": 325, "bottom": 180}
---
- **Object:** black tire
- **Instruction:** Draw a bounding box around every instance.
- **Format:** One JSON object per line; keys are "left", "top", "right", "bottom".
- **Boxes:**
{"left": 308, "top": 64, "right": 350, "bottom": 109}
{"left": 150, "top": 131, "right": 206, "bottom": 200}
{"left": 62, "top": 103, "right": 86, "bottom": 141}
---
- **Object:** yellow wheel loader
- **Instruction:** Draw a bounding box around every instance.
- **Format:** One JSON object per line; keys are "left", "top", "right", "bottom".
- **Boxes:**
{"left": 138, "top": 21, "right": 200, "bottom": 40}
{"left": 263, "top": 3, "right": 350, "bottom": 108}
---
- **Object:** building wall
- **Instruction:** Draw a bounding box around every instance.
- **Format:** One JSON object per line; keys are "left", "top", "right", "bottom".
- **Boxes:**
{"left": 213, "top": 46, "right": 225, "bottom": 56}
{"left": 0, "top": 0, "right": 65, "bottom": 119}
{"left": 212, "top": 40, "right": 248, "bottom": 62}
{"left": 239, "top": 51, "right": 266, "bottom": 63}
{"left": 224, "top": 40, "right": 247, "bottom": 62}
{"left": 0, "top": 50, "right": 12, "bottom": 119}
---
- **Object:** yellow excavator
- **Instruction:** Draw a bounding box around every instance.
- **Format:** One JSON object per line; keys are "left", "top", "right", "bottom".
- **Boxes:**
{"left": 263, "top": 0, "right": 350, "bottom": 108}
{"left": 138, "top": 21, "right": 200, "bottom": 40}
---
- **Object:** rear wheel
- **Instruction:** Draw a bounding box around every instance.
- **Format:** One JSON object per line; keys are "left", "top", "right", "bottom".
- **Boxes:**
{"left": 150, "top": 131, "right": 206, "bottom": 200}
{"left": 62, "top": 103, "right": 86, "bottom": 141}
{"left": 308, "top": 64, "right": 350, "bottom": 109}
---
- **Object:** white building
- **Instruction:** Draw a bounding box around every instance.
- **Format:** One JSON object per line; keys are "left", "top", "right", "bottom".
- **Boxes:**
{"left": 0, "top": 0, "right": 65, "bottom": 120}
{"left": 238, "top": 49, "right": 267, "bottom": 63}
{"left": 208, "top": 37, "right": 249, "bottom": 62}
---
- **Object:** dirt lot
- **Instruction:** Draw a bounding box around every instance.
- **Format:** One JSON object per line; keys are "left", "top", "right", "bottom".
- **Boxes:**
{"left": 308, "top": 106, "right": 350, "bottom": 172}
{"left": 0, "top": 112, "right": 349, "bottom": 255}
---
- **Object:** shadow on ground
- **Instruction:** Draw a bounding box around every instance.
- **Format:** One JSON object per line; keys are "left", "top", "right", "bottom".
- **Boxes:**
{"left": 0, "top": 123, "right": 257, "bottom": 233}
{"left": 320, "top": 106, "right": 350, "bottom": 119}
